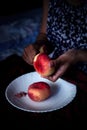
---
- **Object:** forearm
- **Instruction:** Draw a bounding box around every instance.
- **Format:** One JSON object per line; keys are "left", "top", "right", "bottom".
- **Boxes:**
{"left": 39, "top": 0, "right": 49, "bottom": 34}
{"left": 35, "top": 0, "right": 54, "bottom": 53}
{"left": 35, "top": 0, "right": 49, "bottom": 43}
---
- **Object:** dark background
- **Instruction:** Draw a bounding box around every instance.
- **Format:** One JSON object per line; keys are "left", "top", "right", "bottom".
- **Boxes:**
{"left": 0, "top": 0, "right": 42, "bottom": 16}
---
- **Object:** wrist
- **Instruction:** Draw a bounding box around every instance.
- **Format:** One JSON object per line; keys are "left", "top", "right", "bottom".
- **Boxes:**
{"left": 36, "top": 33, "right": 48, "bottom": 43}
{"left": 77, "top": 49, "right": 87, "bottom": 63}
{"left": 35, "top": 33, "right": 55, "bottom": 54}
{"left": 35, "top": 33, "right": 48, "bottom": 52}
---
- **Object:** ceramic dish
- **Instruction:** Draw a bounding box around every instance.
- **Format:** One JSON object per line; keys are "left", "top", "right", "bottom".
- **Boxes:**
{"left": 5, "top": 72, "right": 77, "bottom": 113}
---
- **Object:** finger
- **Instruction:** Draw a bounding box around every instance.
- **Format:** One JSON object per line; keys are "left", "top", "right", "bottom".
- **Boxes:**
{"left": 52, "top": 65, "right": 68, "bottom": 80}
{"left": 22, "top": 52, "right": 33, "bottom": 65}
{"left": 44, "top": 65, "right": 68, "bottom": 82}
{"left": 24, "top": 47, "right": 31, "bottom": 57}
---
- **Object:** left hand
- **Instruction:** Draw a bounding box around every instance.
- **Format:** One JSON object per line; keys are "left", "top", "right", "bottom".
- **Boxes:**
{"left": 44, "top": 49, "right": 79, "bottom": 82}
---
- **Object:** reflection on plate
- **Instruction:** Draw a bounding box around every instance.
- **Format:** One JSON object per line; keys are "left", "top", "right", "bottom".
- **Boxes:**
{"left": 5, "top": 72, "right": 77, "bottom": 113}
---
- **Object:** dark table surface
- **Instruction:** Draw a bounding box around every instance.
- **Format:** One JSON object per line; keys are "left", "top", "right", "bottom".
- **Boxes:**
{"left": 0, "top": 54, "right": 87, "bottom": 129}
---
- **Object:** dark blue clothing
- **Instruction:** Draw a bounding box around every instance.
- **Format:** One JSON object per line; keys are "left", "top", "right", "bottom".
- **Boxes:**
{"left": 47, "top": 0, "right": 87, "bottom": 73}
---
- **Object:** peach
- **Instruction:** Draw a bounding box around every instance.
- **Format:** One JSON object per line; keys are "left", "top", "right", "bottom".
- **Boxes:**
{"left": 33, "top": 53, "right": 55, "bottom": 77}
{"left": 28, "top": 81, "right": 51, "bottom": 102}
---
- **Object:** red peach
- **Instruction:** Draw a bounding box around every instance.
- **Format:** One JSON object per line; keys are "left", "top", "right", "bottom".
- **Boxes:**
{"left": 28, "top": 81, "right": 51, "bottom": 102}
{"left": 33, "top": 53, "right": 55, "bottom": 77}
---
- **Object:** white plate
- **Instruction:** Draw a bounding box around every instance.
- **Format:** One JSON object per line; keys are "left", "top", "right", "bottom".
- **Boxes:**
{"left": 5, "top": 72, "right": 77, "bottom": 113}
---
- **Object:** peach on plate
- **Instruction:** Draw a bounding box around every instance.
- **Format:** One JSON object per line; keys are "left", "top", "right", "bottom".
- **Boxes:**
{"left": 28, "top": 81, "right": 51, "bottom": 102}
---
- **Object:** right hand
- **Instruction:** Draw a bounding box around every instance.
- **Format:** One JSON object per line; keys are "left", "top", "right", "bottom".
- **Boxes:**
{"left": 22, "top": 33, "right": 55, "bottom": 65}
{"left": 22, "top": 42, "right": 40, "bottom": 65}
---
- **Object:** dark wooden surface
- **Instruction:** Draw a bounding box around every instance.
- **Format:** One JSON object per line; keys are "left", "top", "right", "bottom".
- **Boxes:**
{"left": 0, "top": 54, "right": 87, "bottom": 129}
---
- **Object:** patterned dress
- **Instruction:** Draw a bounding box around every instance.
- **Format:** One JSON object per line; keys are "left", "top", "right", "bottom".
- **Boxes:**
{"left": 47, "top": 0, "right": 87, "bottom": 74}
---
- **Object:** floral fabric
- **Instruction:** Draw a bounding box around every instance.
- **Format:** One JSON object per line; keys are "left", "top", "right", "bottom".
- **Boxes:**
{"left": 47, "top": 0, "right": 87, "bottom": 73}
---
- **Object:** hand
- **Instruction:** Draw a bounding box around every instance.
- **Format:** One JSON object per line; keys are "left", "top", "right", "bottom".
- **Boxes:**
{"left": 44, "top": 49, "right": 79, "bottom": 82}
{"left": 22, "top": 33, "right": 55, "bottom": 65}
{"left": 22, "top": 33, "right": 47, "bottom": 65}
{"left": 22, "top": 43, "right": 40, "bottom": 65}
